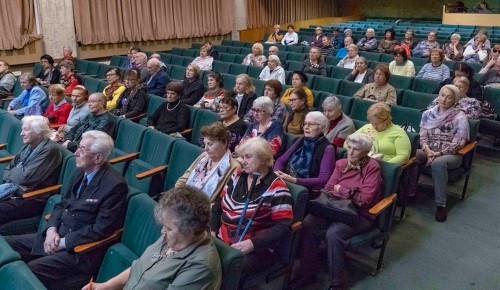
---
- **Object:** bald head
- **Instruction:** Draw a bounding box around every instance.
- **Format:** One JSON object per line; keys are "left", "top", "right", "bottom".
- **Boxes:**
{"left": 147, "top": 58, "right": 161, "bottom": 74}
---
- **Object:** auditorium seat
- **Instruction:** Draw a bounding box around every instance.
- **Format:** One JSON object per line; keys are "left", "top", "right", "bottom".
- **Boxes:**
{"left": 312, "top": 76, "right": 341, "bottom": 95}
{"left": 0, "top": 261, "right": 46, "bottom": 289}
{"left": 339, "top": 80, "right": 364, "bottom": 96}
{"left": 401, "top": 90, "right": 436, "bottom": 110}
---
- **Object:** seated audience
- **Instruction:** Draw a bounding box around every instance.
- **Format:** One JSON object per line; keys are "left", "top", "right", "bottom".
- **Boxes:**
{"left": 462, "top": 34, "right": 488, "bottom": 64}
{"left": 60, "top": 85, "right": 90, "bottom": 134}
{"left": 7, "top": 73, "right": 47, "bottom": 117}
{"left": 148, "top": 81, "right": 190, "bottom": 135}
{"left": 176, "top": 123, "right": 240, "bottom": 201}
{"left": 480, "top": 57, "right": 500, "bottom": 88}
{"left": 219, "top": 97, "right": 247, "bottom": 152}
{"left": 6, "top": 130, "right": 128, "bottom": 289}
{"left": 292, "top": 133, "right": 382, "bottom": 290}
{"left": 113, "top": 68, "right": 148, "bottom": 120}
{"left": 331, "top": 27, "right": 344, "bottom": 50}
{"left": 354, "top": 64, "right": 397, "bottom": 105}
{"left": 243, "top": 43, "right": 267, "bottom": 67}
{"left": 121, "top": 46, "right": 141, "bottom": 69}
{"left": 416, "top": 48, "right": 451, "bottom": 82}
{"left": 345, "top": 57, "right": 374, "bottom": 84}
{"left": 195, "top": 71, "right": 226, "bottom": 110}
{"left": 61, "top": 46, "right": 76, "bottom": 66}
{"left": 265, "top": 45, "right": 287, "bottom": 69}
{"left": 281, "top": 24, "right": 299, "bottom": 46}
{"left": 284, "top": 88, "right": 311, "bottom": 135}
{"left": 310, "top": 26, "right": 325, "bottom": 48}
{"left": 303, "top": 46, "right": 327, "bottom": 76}
{"left": 337, "top": 44, "right": 359, "bottom": 69}
{"left": 62, "top": 93, "right": 115, "bottom": 152}
{"left": 479, "top": 43, "right": 499, "bottom": 73}
{"left": 0, "top": 116, "right": 62, "bottom": 224}
{"left": 245, "top": 79, "right": 286, "bottom": 124}
{"left": 239, "top": 96, "right": 284, "bottom": 157}
{"left": 416, "top": 85, "right": 469, "bottom": 222}
{"left": 134, "top": 52, "right": 150, "bottom": 82}
{"left": 378, "top": 28, "right": 398, "bottom": 54}
{"left": 192, "top": 46, "right": 215, "bottom": 71}
{"left": 412, "top": 31, "right": 440, "bottom": 58}
{"left": 149, "top": 52, "right": 168, "bottom": 71}
{"left": 474, "top": 1, "right": 491, "bottom": 13}
{"left": 322, "top": 95, "right": 355, "bottom": 147}
{"left": 259, "top": 55, "right": 286, "bottom": 84}
{"left": 281, "top": 71, "right": 314, "bottom": 107}
{"left": 266, "top": 25, "right": 284, "bottom": 44}
{"left": 335, "top": 37, "right": 353, "bottom": 59}
{"left": 36, "top": 54, "right": 60, "bottom": 87}
{"left": 145, "top": 58, "right": 169, "bottom": 96}
{"left": 44, "top": 84, "right": 72, "bottom": 126}
{"left": 275, "top": 111, "right": 336, "bottom": 191}
{"left": 210, "top": 137, "right": 293, "bottom": 286}
{"left": 0, "top": 60, "right": 16, "bottom": 97}
{"left": 321, "top": 36, "right": 335, "bottom": 58}
{"left": 397, "top": 29, "right": 417, "bottom": 54}
{"left": 389, "top": 47, "right": 416, "bottom": 77}
{"left": 204, "top": 41, "right": 219, "bottom": 60}
{"left": 344, "top": 28, "right": 357, "bottom": 44}
{"left": 350, "top": 103, "right": 411, "bottom": 164}
{"left": 230, "top": 73, "right": 257, "bottom": 118}
{"left": 356, "top": 28, "right": 379, "bottom": 52}
{"left": 428, "top": 78, "right": 481, "bottom": 119}
{"left": 434, "top": 62, "right": 482, "bottom": 101}
{"left": 102, "top": 67, "right": 125, "bottom": 110}
{"left": 59, "top": 60, "right": 80, "bottom": 96}
{"left": 181, "top": 64, "right": 205, "bottom": 105}
{"left": 443, "top": 33, "right": 464, "bottom": 61}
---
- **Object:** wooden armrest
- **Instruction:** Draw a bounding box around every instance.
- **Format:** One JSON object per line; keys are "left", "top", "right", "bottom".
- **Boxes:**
{"left": 458, "top": 141, "right": 477, "bottom": 155}
{"left": 0, "top": 97, "right": 14, "bottom": 102}
{"left": 291, "top": 221, "right": 302, "bottom": 232}
{"left": 49, "top": 124, "right": 64, "bottom": 130}
{"left": 0, "top": 156, "right": 15, "bottom": 163}
{"left": 180, "top": 128, "right": 193, "bottom": 136}
{"left": 369, "top": 193, "right": 397, "bottom": 215}
{"left": 136, "top": 165, "right": 168, "bottom": 180}
{"left": 108, "top": 152, "right": 139, "bottom": 165}
{"left": 128, "top": 113, "right": 146, "bottom": 122}
{"left": 401, "top": 157, "right": 416, "bottom": 171}
{"left": 22, "top": 185, "right": 62, "bottom": 199}
{"left": 74, "top": 229, "right": 123, "bottom": 253}
{"left": 0, "top": 143, "right": 6, "bottom": 150}
{"left": 44, "top": 214, "right": 51, "bottom": 221}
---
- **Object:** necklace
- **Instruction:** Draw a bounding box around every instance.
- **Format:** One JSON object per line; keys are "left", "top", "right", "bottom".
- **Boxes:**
{"left": 150, "top": 245, "right": 177, "bottom": 263}
{"left": 167, "top": 101, "right": 180, "bottom": 111}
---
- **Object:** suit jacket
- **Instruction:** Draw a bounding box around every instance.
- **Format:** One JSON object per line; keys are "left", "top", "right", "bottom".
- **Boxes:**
{"left": 146, "top": 70, "right": 170, "bottom": 96}
{"left": 33, "top": 162, "right": 128, "bottom": 255}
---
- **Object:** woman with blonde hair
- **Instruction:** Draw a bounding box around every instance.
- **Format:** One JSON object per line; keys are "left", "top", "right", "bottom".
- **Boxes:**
{"left": 242, "top": 43, "right": 267, "bottom": 67}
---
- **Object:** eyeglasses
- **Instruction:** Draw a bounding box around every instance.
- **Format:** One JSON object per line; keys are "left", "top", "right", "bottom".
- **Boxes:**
{"left": 251, "top": 108, "right": 265, "bottom": 113}
{"left": 289, "top": 98, "right": 299, "bottom": 102}
{"left": 219, "top": 106, "right": 231, "bottom": 110}
{"left": 303, "top": 122, "right": 321, "bottom": 127}
{"left": 493, "top": 49, "right": 500, "bottom": 53}
{"left": 106, "top": 73, "right": 116, "bottom": 77}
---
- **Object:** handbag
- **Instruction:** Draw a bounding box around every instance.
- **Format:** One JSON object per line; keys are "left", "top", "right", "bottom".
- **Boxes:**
{"left": 308, "top": 191, "right": 360, "bottom": 226}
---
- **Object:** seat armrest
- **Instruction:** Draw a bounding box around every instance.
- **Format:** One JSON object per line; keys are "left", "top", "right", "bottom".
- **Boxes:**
{"left": 369, "top": 193, "right": 397, "bottom": 215}
{"left": 458, "top": 141, "right": 477, "bottom": 155}
{"left": 180, "top": 128, "right": 193, "bottom": 136}
{"left": 44, "top": 214, "right": 51, "bottom": 221}
{"left": 0, "top": 156, "right": 15, "bottom": 163}
{"left": 22, "top": 185, "right": 62, "bottom": 199}
{"left": 73, "top": 229, "right": 123, "bottom": 253}
{"left": 136, "top": 165, "right": 168, "bottom": 180}
{"left": 291, "top": 221, "right": 302, "bottom": 232}
{"left": 0, "top": 97, "right": 14, "bottom": 102}
{"left": 0, "top": 143, "right": 6, "bottom": 150}
{"left": 108, "top": 152, "right": 140, "bottom": 165}
{"left": 128, "top": 113, "right": 146, "bottom": 122}
{"left": 401, "top": 157, "right": 416, "bottom": 171}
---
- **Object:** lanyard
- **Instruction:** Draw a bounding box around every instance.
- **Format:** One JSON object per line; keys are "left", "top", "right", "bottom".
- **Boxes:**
{"left": 233, "top": 194, "right": 250, "bottom": 243}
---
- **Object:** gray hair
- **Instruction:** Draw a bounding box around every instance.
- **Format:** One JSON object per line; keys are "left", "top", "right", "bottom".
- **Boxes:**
{"left": 347, "top": 133, "right": 373, "bottom": 153}
{"left": 270, "top": 45, "right": 279, "bottom": 53}
{"left": 440, "top": 84, "right": 461, "bottom": 103}
{"left": 89, "top": 92, "right": 107, "bottom": 105}
{"left": 450, "top": 33, "right": 461, "bottom": 41}
{"left": 22, "top": 116, "right": 51, "bottom": 139}
{"left": 366, "top": 28, "right": 375, "bottom": 34}
{"left": 63, "top": 46, "right": 73, "bottom": 53}
{"left": 356, "top": 56, "right": 367, "bottom": 64}
{"left": 347, "top": 44, "right": 358, "bottom": 53}
{"left": 252, "top": 96, "right": 274, "bottom": 115}
{"left": 81, "top": 130, "right": 114, "bottom": 160}
{"left": 306, "top": 111, "right": 329, "bottom": 135}
{"left": 20, "top": 73, "right": 37, "bottom": 86}
{"left": 236, "top": 137, "right": 274, "bottom": 167}
{"left": 322, "top": 95, "right": 342, "bottom": 110}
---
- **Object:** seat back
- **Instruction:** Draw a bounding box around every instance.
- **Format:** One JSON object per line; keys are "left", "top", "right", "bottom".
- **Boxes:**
{"left": 213, "top": 238, "right": 245, "bottom": 290}
{"left": 411, "top": 78, "right": 440, "bottom": 94}
{"left": 190, "top": 109, "right": 221, "bottom": 146}
{"left": 229, "top": 63, "right": 249, "bottom": 75}
{"left": 170, "top": 65, "right": 186, "bottom": 81}
{"left": 339, "top": 80, "right": 364, "bottom": 96}
{"left": 331, "top": 66, "right": 352, "bottom": 80}
{"left": 83, "top": 77, "right": 101, "bottom": 94}
{"left": 401, "top": 90, "right": 436, "bottom": 110}
{"left": 391, "top": 105, "right": 423, "bottom": 132}
{"left": 388, "top": 74, "right": 414, "bottom": 90}
{"left": 349, "top": 98, "right": 374, "bottom": 121}
{"left": 114, "top": 120, "right": 148, "bottom": 154}
{"left": 376, "top": 161, "right": 401, "bottom": 230}
{"left": 0, "top": 261, "right": 47, "bottom": 290}
{"left": 164, "top": 140, "right": 204, "bottom": 190}
{"left": 312, "top": 76, "right": 341, "bottom": 95}
{"left": 140, "top": 94, "right": 166, "bottom": 125}
{"left": 213, "top": 61, "right": 232, "bottom": 74}
{"left": 139, "top": 130, "right": 177, "bottom": 167}
{"left": 283, "top": 132, "right": 300, "bottom": 151}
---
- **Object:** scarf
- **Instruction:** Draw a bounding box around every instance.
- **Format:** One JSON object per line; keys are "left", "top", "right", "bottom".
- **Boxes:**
{"left": 186, "top": 150, "right": 232, "bottom": 198}
{"left": 22, "top": 88, "right": 33, "bottom": 107}
{"left": 104, "top": 83, "right": 124, "bottom": 100}
{"left": 420, "top": 105, "right": 462, "bottom": 131}
{"left": 288, "top": 136, "right": 321, "bottom": 178}
{"left": 342, "top": 155, "right": 370, "bottom": 174}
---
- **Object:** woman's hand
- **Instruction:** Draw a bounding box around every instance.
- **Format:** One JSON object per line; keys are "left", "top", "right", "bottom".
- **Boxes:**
{"left": 275, "top": 170, "right": 296, "bottom": 183}
{"left": 425, "top": 149, "right": 440, "bottom": 165}
{"left": 231, "top": 239, "right": 254, "bottom": 254}
{"left": 81, "top": 282, "right": 111, "bottom": 290}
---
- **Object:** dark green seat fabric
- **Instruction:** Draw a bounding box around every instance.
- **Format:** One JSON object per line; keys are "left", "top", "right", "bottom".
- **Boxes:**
{"left": 169, "top": 55, "right": 185, "bottom": 66}
{"left": 247, "top": 66, "right": 263, "bottom": 79}
{"left": 287, "top": 52, "right": 306, "bottom": 62}
{"left": 229, "top": 63, "right": 249, "bottom": 76}
{"left": 76, "top": 59, "right": 91, "bottom": 75}
{"left": 305, "top": 74, "right": 316, "bottom": 89}
{"left": 171, "top": 47, "right": 183, "bottom": 55}
{"left": 32, "top": 62, "right": 43, "bottom": 77}
{"left": 253, "top": 79, "right": 266, "bottom": 96}
{"left": 213, "top": 238, "right": 245, "bottom": 290}
{"left": 189, "top": 109, "right": 221, "bottom": 146}
{"left": 36, "top": 194, "right": 62, "bottom": 234}
{"left": 163, "top": 140, "right": 204, "bottom": 191}
{"left": 339, "top": 80, "right": 364, "bottom": 96}
{"left": 0, "top": 236, "right": 21, "bottom": 268}
{"left": 221, "top": 74, "right": 236, "bottom": 92}
{"left": 349, "top": 98, "right": 374, "bottom": 122}
{"left": 213, "top": 61, "right": 232, "bottom": 74}
{"left": 401, "top": 90, "right": 436, "bottom": 110}
{"left": 111, "top": 120, "right": 149, "bottom": 175}
{"left": 219, "top": 53, "right": 236, "bottom": 63}
{"left": 313, "top": 76, "right": 341, "bottom": 95}
{"left": 391, "top": 105, "right": 423, "bottom": 133}
{"left": 331, "top": 66, "right": 352, "bottom": 80}
{"left": 283, "top": 132, "right": 301, "bottom": 151}
{"left": 226, "top": 47, "right": 242, "bottom": 55}
{"left": 388, "top": 74, "right": 414, "bottom": 90}
{"left": 0, "top": 261, "right": 47, "bottom": 289}
{"left": 0, "top": 116, "right": 23, "bottom": 173}
{"left": 412, "top": 78, "right": 440, "bottom": 94}
{"left": 139, "top": 94, "right": 166, "bottom": 126}
{"left": 83, "top": 76, "right": 102, "bottom": 94}
{"left": 360, "top": 51, "right": 382, "bottom": 62}
{"left": 110, "top": 55, "right": 126, "bottom": 67}
{"left": 286, "top": 60, "right": 303, "bottom": 72}
{"left": 170, "top": 65, "right": 186, "bottom": 81}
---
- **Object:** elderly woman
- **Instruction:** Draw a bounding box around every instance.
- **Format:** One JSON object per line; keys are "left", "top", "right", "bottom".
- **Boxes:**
{"left": 321, "top": 36, "right": 335, "bottom": 58}
{"left": 219, "top": 97, "right": 247, "bottom": 152}
{"left": 210, "top": 137, "right": 293, "bottom": 281}
{"left": 195, "top": 71, "right": 226, "bottom": 110}
{"left": 416, "top": 85, "right": 469, "bottom": 222}
{"left": 428, "top": 78, "right": 481, "bottom": 119}
{"left": 479, "top": 43, "right": 500, "bottom": 74}
{"left": 62, "top": 46, "right": 76, "bottom": 66}
{"left": 400, "top": 29, "right": 417, "bottom": 52}
{"left": 345, "top": 57, "right": 374, "bottom": 84}
{"left": 337, "top": 44, "right": 359, "bottom": 69}
{"left": 443, "top": 33, "right": 464, "bottom": 62}
{"left": 266, "top": 24, "right": 284, "bottom": 44}
{"left": 148, "top": 81, "right": 190, "bottom": 136}
{"left": 36, "top": 55, "right": 60, "bottom": 87}
{"left": 275, "top": 111, "right": 336, "bottom": 191}
{"left": 192, "top": 46, "right": 214, "bottom": 71}
{"left": 280, "top": 71, "right": 314, "bottom": 108}
{"left": 350, "top": 103, "right": 411, "bottom": 164}
{"left": 292, "top": 133, "right": 382, "bottom": 290}
{"left": 354, "top": 64, "right": 397, "bottom": 105}
{"left": 113, "top": 68, "right": 148, "bottom": 120}
{"left": 7, "top": 73, "right": 46, "bottom": 117}
{"left": 0, "top": 60, "right": 16, "bottom": 97}
{"left": 412, "top": 31, "right": 440, "bottom": 58}
{"left": 310, "top": 26, "right": 325, "bottom": 48}
{"left": 303, "top": 46, "right": 327, "bottom": 76}
{"left": 239, "top": 96, "right": 284, "bottom": 157}
{"left": 242, "top": 43, "right": 267, "bottom": 67}
{"left": 389, "top": 47, "right": 416, "bottom": 77}
{"left": 83, "top": 186, "right": 222, "bottom": 290}
{"left": 281, "top": 24, "right": 298, "bottom": 46}
{"left": 322, "top": 96, "right": 355, "bottom": 147}
{"left": 356, "top": 28, "right": 378, "bottom": 52}
{"left": 177, "top": 123, "right": 240, "bottom": 201}
{"left": 181, "top": 64, "right": 205, "bottom": 105}
{"left": 59, "top": 60, "right": 80, "bottom": 96}
{"left": 463, "top": 34, "right": 488, "bottom": 64}
{"left": 284, "top": 88, "right": 310, "bottom": 135}
{"left": 102, "top": 67, "right": 125, "bottom": 111}
{"left": 377, "top": 28, "right": 398, "bottom": 54}
{"left": 434, "top": 62, "right": 482, "bottom": 101}
{"left": 230, "top": 74, "right": 257, "bottom": 118}
{"left": 259, "top": 55, "right": 286, "bottom": 84}
{"left": 43, "top": 84, "right": 72, "bottom": 126}
{"left": 245, "top": 79, "right": 286, "bottom": 124}
{"left": 335, "top": 37, "right": 353, "bottom": 59}
{"left": 416, "top": 48, "right": 451, "bottom": 82}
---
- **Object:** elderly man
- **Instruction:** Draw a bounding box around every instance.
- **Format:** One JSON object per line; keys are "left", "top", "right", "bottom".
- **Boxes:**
{"left": 62, "top": 93, "right": 115, "bottom": 152}
{"left": 6, "top": 130, "right": 128, "bottom": 290}
{"left": 259, "top": 55, "right": 286, "bottom": 84}
{"left": 265, "top": 46, "right": 287, "bottom": 69}
{"left": 0, "top": 116, "right": 62, "bottom": 224}
{"left": 134, "top": 52, "right": 150, "bottom": 82}
{"left": 0, "top": 60, "right": 17, "bottom": 97}
{"left": 146, "top": 58, "right": 170, "bottom": 96}
{"left": 149, "top": 52, "right": 168, "bottom": 71}
{"left": 7, "top": 73, "right": 47, "bottom": 117}
{"left": 62, "top": 46, "right": 77, "bottom": 66}
{"left": 344, "top": 57, "right": 374, "bottom": 84}
{"left": 356, "top": 28, "right": 379, "bottom": 52}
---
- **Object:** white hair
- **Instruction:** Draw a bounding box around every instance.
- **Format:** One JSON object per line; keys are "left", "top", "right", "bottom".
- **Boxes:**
{"left": 306, "top": 111, "right": 329, "bottom": 135}
{"left": 81, "top": 130, "right": 114, "bottom": 160}
{"left": 22, "top": 116, "right": 51, "bottom": 139}
{"left": 347, "top": 133, "right": 373, "bottom": 153}
{"left": 322, "top": 95, "right": 342, "bottom": 110}
{"left": 252, "top": 96, "right": 274, "bottom": 115}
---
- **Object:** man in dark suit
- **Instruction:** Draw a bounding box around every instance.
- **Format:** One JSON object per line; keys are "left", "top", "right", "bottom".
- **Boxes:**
{"left": 6, "top": 130, "right": 128, "bottom": 290}
{"left": 146, "top": 58, "right": 170, "bottom": 96}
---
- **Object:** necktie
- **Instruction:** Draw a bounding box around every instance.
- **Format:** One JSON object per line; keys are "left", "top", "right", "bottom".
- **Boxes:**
{"left": 77, "top": 176, "right": 88, "bottom": 198}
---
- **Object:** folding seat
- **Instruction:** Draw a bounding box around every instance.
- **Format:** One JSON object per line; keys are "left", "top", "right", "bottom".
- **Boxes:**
{"left": 97, "top": 80, "right": 108, "bottom": 93}
{"left": 185, "top": 109, "right": 221, "bottom": 146}
{"left": 253, "top": 79, "right": 266, "bottom": 96}
{"left": 0, "top": 261, "right": 46, "bottom": 290}
{"left": 32, "top": 62, "right": 43, "bottom": 77}
{"left": 359, "top": 51, "right": 382, "bottom": 62}
{"left": 213, "top": 45, "right": 227, "bottom": 53}
{"left": 84, "top": 61, "right": 100, "bottom": 78}
{"left": 391, "top": 105, "right": 423, "bottom": 132}
{"left": 285, "top": 46, "right": 306, "bottom": 54}
{"left": 325, "top": 56, "right": 341, "bottom": 66}
{"left": 169, "top": 65, "right": 186, "bottom": 81}
{"left": 240, "top": 47, "right": 252, "bottom": 55}
{"left": 181, "top": 49, "right": 197, "bottom": 58}
{"left": 311, "top": 90, "right": 324, "bottom": 109}
{"left": 182, "top": 57, "right": 194, "bottom": 66}
{"left": 330, "top": 66, "right": 352, "bottom": 80}
{"left": 349, "top": 98, "right": 374, "bottom": 121}
{"left": 312, "top": 76, "right": 341, "bottom": 95}
{"left": 232, "top": 41, "right": 247, "bottom": 48}
{"left": 170, "top": 47, "right": 183, "bottom": 55}
{"left": 222, "top": 73, "right": 236, "bottom": 91}
{"left": 221, "top": 39, "right": 233, "bottom": 46}
{"left": 339, "top": 80, "right": 364, "bottom": 96}
{"left": 83, "top": 76, "right": 101, "bottom": 94}
{"left": 411, "top": 78, "right": 440, "bottom": 94}
{"left": 191, "top": 42, "right": 203, "bottom": 50}
{"left": 287, "top": 52, "right": 307, "bottom": 62}
{"left": 97, "top": 64, "right": 114, "bottom": 79}
{"left": 158, "top": 52, "right": 172, "bottom": 65}
{"left": 247, "top": 65, "right": 263, "bottom": 79}
{"left": 169, "top": 55, "right": 185, "bottom": 66}
{"left": 409, "top": 57, "right": 428, "bottom": 67}
{"left": 304, "top": 74, "right": 316, "bottom": 89}
{"left": 219, "top": 53, "right": 237, "bottom": 63}
{"left": 76, "top": 59, "right": 91, "bottom": 75}
{"left": 229, "top": 63, "right": 249, "bottom": 76}
{"left": 109, "top": 120, "right": 149, "bottom": 175}
{"left": 286, "top": 60, "right": 303, "bottom": 72}
{"left": 139, "top": 94, "right": 166, "bottom": 126}
{"left": 388, "top": 74, "right": 413, "bottom": 90}
{"left": 212, "top": 61, "right": 232, "bottom": 74}
{"left": 226, "top": 47, "right": 242, "bottom": 55}
{"left": 234, "top": 55, "right": 246, "bottom": 64}
{"left": 401, "top": 90, "right": 436, "bottom": 110}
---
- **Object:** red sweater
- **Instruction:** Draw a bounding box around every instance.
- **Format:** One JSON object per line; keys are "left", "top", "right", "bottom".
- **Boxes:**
{"left": 44, "top": 101, "right": 72, "bottom": 125}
